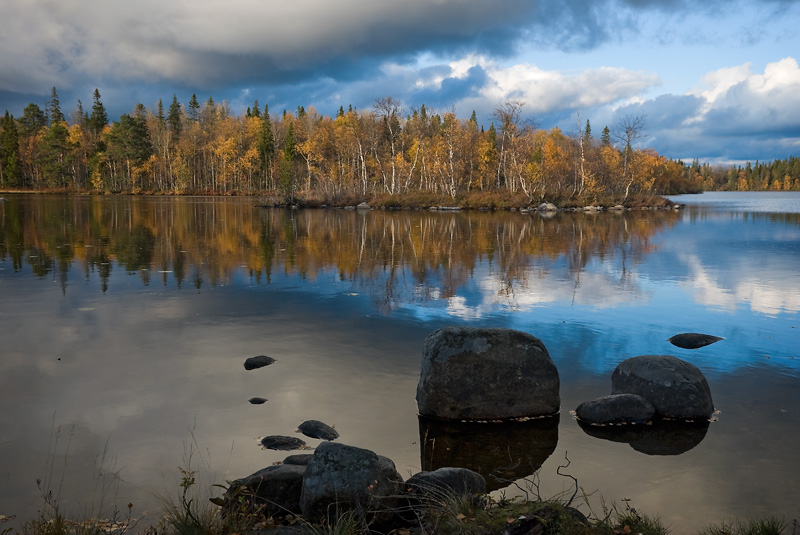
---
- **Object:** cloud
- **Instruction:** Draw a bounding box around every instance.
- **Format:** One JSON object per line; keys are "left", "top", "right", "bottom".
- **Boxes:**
{"left": 582, "top": 57, "right": 800, "bottom": 162}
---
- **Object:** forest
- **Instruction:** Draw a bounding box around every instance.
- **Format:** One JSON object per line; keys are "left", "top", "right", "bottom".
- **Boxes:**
{"left": 1, "top": 87, "right": 798, "bottom": 205}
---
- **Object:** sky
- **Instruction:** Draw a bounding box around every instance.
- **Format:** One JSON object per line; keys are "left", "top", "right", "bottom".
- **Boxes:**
{"left": 2, "top": 0, "right": 799, "bottom": 165}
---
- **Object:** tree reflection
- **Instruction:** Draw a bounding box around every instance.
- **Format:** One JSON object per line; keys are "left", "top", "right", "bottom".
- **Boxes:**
{"left": 0, "top": 196, "right": 677, "bottom": 302}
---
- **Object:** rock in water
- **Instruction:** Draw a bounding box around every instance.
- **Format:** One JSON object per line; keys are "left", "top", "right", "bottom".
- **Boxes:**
{"left": 300, "top": 442, "right": 403, "bottom": 525}
{"left": 260, "top": 435, "right": 307, "bottom": 451}
{"left": 298, "top": 420, "right": 339, "bottom": 441}
{"left": 612, "top": 355, "right": 714, "bottom": 420}
{"left": 244, "top": 355, "right": 276, "bottom": 370}
{"left": 248, "top": 397, "right": 268, "bottom": 404}
{"left": 574, "top": 393, "right": 656, "bottom": 425}
{"left": 668, "top": 333, "right": 723, "bottom": 349}
{"left": 417, "top": 327, "right": 560, "bottom": 420}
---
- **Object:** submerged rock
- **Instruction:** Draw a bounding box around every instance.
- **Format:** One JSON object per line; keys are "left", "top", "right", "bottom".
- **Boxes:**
{"left": 248, "top": 397, "right": 268, "bottom": 404}
{"left": 575, "top": 393, "right": 655, "bottom": 425}
{"left": 417, "top": 326, "right": 560, "bottom": 420}
{"left": 298, "top": 420, "right": 339, "bottom": 441}
{"left": 260, "top": 435, "right": 307, "bottom": 451}
{"left": 612, "top": 355, "right": 714, "bottom": 420}
{"left": 668, "top": 333, "right": 723, "bottom": 349}
{"left": 244, "top": 355, "right": 276, "bottom": 370}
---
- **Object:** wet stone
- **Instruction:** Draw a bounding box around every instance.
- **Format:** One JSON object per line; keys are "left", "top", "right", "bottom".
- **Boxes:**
{"left": 298, "top": 420, "right": 339, "bottom": 441}
{"left": 244, "top": 355, "right": 276, "bottom": 370}
{"left": 260, "top": 435, "right": 307, "bottom": 451}
{"left": 667, "top": 333, "right": 723, "bottom": 349}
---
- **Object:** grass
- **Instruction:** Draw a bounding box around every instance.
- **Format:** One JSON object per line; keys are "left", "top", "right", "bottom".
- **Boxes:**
{"left": 6, "top": 431, "right": 796, "bottom": 535}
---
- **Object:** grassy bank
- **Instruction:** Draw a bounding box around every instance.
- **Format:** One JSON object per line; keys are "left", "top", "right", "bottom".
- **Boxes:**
{"left": 4, "top": 466, "right": 795, "bottom": 535}
{"left": 1, "top": 187, "right": 677, "bottom": 211}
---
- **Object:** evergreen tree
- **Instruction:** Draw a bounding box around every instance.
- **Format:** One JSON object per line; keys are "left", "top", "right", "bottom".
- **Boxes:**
{"left": 168, "top": 94, "right": 183, "bottom": 136}
{"left": 601, "top": 125, "right": 610, "bottom": 146}
{"left": 49, "top": 87, "right": 65, "bottom": 124}
{"left": 188, "top": 94, "right": 200, "bottom": 122}
{"left": 75, "top": 100, "right": 87, "bottom": 128}
{"left": 156, "top": 99, "right": 165, "bottom": 125}
{"left": 0, "top": 110, "right": 22, "bottom": 186}
{"left": 469, "top": 110, "right": 478, "bottom": 124}
{"left": 90, "top": 89, "right": 108, "bottom": 135}
{"left": 252, "top": 100, "right": 261, "bottom": 118}
{"left": 279, "top": 122, "right": 296, "bottom": 198}
{"left": 584, "top": 119, "right": 592, "bottom": 143}
{"left": 19, "top": 103, "right": 47, "bottom": 137}
{"left": 257, "top": 105, "right": 274, "bottom": 179}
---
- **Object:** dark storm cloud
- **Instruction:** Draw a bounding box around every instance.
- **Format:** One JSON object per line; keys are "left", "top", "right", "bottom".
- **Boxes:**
{"left": 0, "top": 0, "right": 756, "bottom": 101}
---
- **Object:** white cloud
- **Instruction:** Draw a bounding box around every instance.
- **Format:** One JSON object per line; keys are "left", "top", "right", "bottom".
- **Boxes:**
{"left": 477, "top": 61, "right": 660, "bottom": 113}
{"left": 687, "top": 57, "right": 800, "bottom": 132}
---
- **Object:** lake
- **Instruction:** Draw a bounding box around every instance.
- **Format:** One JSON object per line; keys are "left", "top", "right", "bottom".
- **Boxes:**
{"left": 1, "top": 192, "right": 798, "bottom": 532}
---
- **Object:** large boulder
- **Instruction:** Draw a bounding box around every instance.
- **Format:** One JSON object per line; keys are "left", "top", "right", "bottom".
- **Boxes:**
{"left": 224, "top": 463, "right": 306, "bottom": 516}
{"left": 611, "top": 355, "right": 714, "bottom": 420}
{"left": 417, "top": 327, "right": 560, "bottom": 420}
{"left": 574, "top": 393, "right": 655, "bottom": 425}
{"left": 300, "top": 442, "right": 404, "bottom": 525}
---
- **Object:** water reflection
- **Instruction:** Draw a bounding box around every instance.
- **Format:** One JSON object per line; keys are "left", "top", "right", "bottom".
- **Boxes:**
{"left": 419, "top": 416, "right": 559, "bottom": 491}
{"left": 577, "top": 419, "right": 710, "bottom": 456}
{"left": 1, "top": 195, "right": 675, "bottom": 307}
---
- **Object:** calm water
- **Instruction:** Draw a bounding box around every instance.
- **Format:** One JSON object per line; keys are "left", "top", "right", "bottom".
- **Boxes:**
{"left": 1, "top": 192, "right": 798, "bottom": 531}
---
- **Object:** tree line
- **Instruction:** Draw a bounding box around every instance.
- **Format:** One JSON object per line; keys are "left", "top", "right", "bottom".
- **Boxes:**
{"left": 1, "top": 87, "right": 797, "bottom": 202}
{"left": 681, "top": 157, "right": 800, "bottom": 192}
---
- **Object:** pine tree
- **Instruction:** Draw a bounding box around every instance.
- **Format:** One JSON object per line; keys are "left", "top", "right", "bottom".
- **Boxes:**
{"left": 601, "top": 125, "right": 610, "bottom": 146}
{"left": 257, "top": 105, "right": 275, "bottom": 188}
{"left": 90, "top": 89, "right": 108, "bottom": 135}
{"left": 0, "top": 110, "right": 22, "bottom": 186}
{"left": 168, "top": 94, "right": 183, "bottom": 136}
{"left": 188, "top": 94, "right": 200, "bottom": 122}
{"left": 252, "top": 100, "right": 261, "bottom": 118}
{"left": 19, "top": 103, "right": 47, "bottom": 137}
{"left": 49, "top": 87, "right": 65, "bottom": 124}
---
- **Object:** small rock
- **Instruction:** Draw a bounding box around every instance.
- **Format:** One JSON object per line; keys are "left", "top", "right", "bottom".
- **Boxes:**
{"left": 537, "top": 202, "right": 557, "bottom": 212}
{"left": 244, "top": 355, "right": 276, "bottom": 370}
{"left": 283, "top": 454, "right": 314, "bottom": 466}
{"left": 248, "top": 397, "right": 268, "bottom": 404}
{"left": 356, "top": 201, "right": 371, "bottom": 210}
{"left": 668, "top": 333, "right": 723, "bottom": 349}
{"left": 574, "top": 393, "right": 655, "bottom": 425}
{"left": 298, "top": 420, "right": 339, "bottom": 441}
{"left": 260, "top": 435, "right": 307, "bottom": 451}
